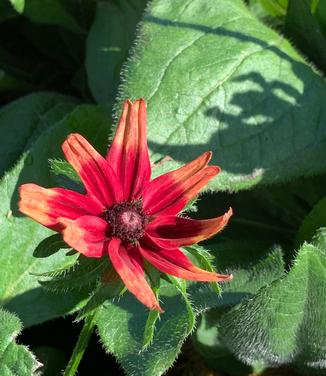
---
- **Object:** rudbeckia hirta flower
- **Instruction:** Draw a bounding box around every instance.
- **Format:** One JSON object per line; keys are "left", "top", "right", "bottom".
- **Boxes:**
{"left": 19, "top": 99, "right": 233, "bottom": 312}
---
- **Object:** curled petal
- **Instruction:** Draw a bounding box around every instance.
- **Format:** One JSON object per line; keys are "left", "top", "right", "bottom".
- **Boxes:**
{"left": 139, "top": 240, "right": 232, "bottom": 282}
{"left": 19, "top": 184, "right": 102, "bottom": 230}
{"left": 146, "top": 208, "right": 233, "bottom": 248}
{"left": 142, "top": 152, "right": 219, "bottom": 216}
{"left": 107, "top": 99, "right": 151, "bottom": 200}
{"left": 108, "top": 238, "right": 163, "bottom": 312}
{"left": 62, "top": 133, "right": 123, "bottom": 206}
{"left": 60, "top": 215, "right": 108, "bottom": 257}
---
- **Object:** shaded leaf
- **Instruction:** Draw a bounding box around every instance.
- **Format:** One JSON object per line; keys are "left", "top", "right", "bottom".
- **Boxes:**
{"left": 192, "top": 243, "right": 286, "bottom": 374}
{"left": 86, "top": 0, "right": 147, "bottom": 104}
{"left": 1, "top": 104, "right": 111, "bottom": 327}
{"left": 23, "top": 0, "right": 83, "bottom": 34}
{"left": 39, "top": 256, "right": 107, "bottom": 293}
{"left": 0, "top": 1, "right": 17, "bottom": 22}
{"left": 33, "top": 233, "right": 70, "bottom": 258}
{"left": 295, "top": 195, "right": 326, "bottom": 247}
{"left": 96, "top": 244, "right": 284, "bottom": 376}
{"left": 316, "top": 0, "right": 326, "bottom": 37}
{"left": 194, "top": 308, "right": 255, "bottom": 376}
{"left": 189, "top": 243, "right": 285, "bottom": 309}
{"left": 285, "top": 0, "right": 326, "bottom": 71}
{"left": 33, "top": 346, "right": 66, "bottom": 376}
{"left": 219, "top": 241, "right": 326, "bottom": 368}
{"left": 96, "top": 282, "right": 195, "bottom": 376}
{"left": 117, "top": 0, "right": 326, "bottom": 191}
{"left": 0, "top": 92, "right": 77, "bottom": 177}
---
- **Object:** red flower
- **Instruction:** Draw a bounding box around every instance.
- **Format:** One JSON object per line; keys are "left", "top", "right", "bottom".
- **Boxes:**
{"left": 19, "top": 99, "right": 233, "bottom": 312}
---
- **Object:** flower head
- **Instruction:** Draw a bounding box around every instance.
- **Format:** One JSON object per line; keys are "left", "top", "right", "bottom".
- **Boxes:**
{"left": 19, "top": 99, "right": 233, "bottom": 312}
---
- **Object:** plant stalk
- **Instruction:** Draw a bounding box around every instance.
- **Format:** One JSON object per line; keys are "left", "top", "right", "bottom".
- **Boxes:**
{"left": 63, "top": 312, "right": 97, "bottom": 376}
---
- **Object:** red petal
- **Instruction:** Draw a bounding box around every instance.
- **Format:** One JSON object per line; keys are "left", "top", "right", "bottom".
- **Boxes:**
{"left": 61, "top": 215, "right": 108, "bottom": 257}
{"left": 108, "top": 238, "right": 163, "bottom": 312}
{"left": 107, "top": 99, "right": 151, "bottom": 200}
{"left": 139, "top": 240, "right": 232, "bottom": 282}
{"left": 142, "top": 152, "right": 219, "bottom": 216}
{"left": 62, "top": 133, "right": 123, "bottom": 206}
{"left": 146, "top": 208, "right": 233, "bottom": 248}
{"left": 19, "top": 183, "right": 103, "bottom": 230}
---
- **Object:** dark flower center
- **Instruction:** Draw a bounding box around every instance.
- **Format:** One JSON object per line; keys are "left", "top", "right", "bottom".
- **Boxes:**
{"left": 103, "top": 201, "right": 147, "bottom": 243}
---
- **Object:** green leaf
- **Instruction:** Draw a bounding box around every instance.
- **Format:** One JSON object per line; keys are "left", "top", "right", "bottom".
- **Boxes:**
{"left": 311, "top": 227, "right": 326, "bottom": 249}
{"left": 295, "top": 196, "right": 326, "bottom": 246}
{"left": 258, "top": 0, "right": 288, "bottom": 16}
{"left": 219, "top": 242, "right": 326, "bottom": 368}
{"left": 316, "top": 0, "right": 326, "bottom": 37}
{"left": 39, "top": 256, "right": 107, "bottom": 293}
{"left": 191, "top": 243, "right": 285, "bottom": 375}
{"left": 49, "top": 159, "right": 80, "bottom": 185}
{"left": 9, "top": 0, "right": 24, "bottom": 13}
{"left": 285, "top": 0, "right": 326, "bottom": 71}
{"left": 76, "top": 279, "right": 125, "bottom": 321}
{"left": 142, "top": 297, "right": 160, "bottom": 349}
{"left": 49, "top": 158, "right": 82, "bottom": 191}
{"left": 86, "top": 0, "right": 147, "bottom": 104}
{"left": 165, "top": 275, "right": 195, "bottom": 331}
{"left": 0, "top": 308, "right": 40, "bottom": 375}
{"left": 96, "top": 282, "right": 196, "bottom": 376}
{"left": 23, "top": 0, "right": 83, "bottom": 34}
{"left": 0, "top": 104, "right": 111, "bottom": 327}
{"left": 33, "top": 233, "right": 70, "bottom": 258}
{"left": 0, "top": 92, "right": 77, "bottom": 177}
{"left": 117, "top": 0, "right": 326, "bottom": 191}
{"left": 189, "top": 243, "right": 285, "bottom": 309}
{"left": 185, "top": 244, "right": 222, "bottom": 295}
{"left": 193, "top": 308, "right": 255, "bottom": 376}
{"left": 96, "top": 245, "right": 284, "bottom": 376}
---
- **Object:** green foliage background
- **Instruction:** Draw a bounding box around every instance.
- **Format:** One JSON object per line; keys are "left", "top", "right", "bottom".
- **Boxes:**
{"left": 0, "top": 0, "right": 325, "bottom": 375}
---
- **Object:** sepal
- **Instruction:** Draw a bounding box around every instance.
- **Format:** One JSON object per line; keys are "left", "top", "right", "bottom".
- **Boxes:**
{"left": 184, "top": 244, "right": 222, "bottom": 295}
{"left": 33, "top": 233, "right": 71, "bottom": 258}
{"left": 37, "top": 255, "right": 108, "bottom": 293}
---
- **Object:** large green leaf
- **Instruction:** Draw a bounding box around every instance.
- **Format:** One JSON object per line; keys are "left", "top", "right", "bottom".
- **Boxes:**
{"left": 193, "top": 309, "right": 254, "bottom": 376}
{"left": 96, "top": 245, "right": 284, "bottom": 376}
{"left": 285, "top": 0, "right": 326, "bottom": 72}
{"left": 1, "top": 104, "right": 111, "bottom": 327}
{"left": 117, "top": 0, "right": 326, "bottom": 191}
{"left": 0, "top": 308, "right": 40, "bottom": 375}
{"left": 0, "top": 92, "right": 77, "bottom": 177}
{"left": 219, "top": 241, "right": 326, "bottom": 368}
{"left": 191, "top": 243, "right": 284, "bottom": 375}
{"left": 97, "top": 283, "right": 194, "bottom": 376}
{"left": 193, "top": 243, "right": 285, "bottom": 307}
{"left": 86, "top": 0, "right": 147, "bottom": 104}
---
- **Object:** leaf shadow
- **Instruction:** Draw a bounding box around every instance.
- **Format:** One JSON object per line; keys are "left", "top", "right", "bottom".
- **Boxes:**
{"left": 144, "top": 17, "right": 324, "bottom": 185}
{"left": 3, "top": 286, "right": 88, "bottom": 328}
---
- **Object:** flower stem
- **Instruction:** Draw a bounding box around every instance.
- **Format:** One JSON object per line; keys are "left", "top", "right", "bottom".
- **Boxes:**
{"left": 63, "top": 313, "right": 97, "bottom": 376}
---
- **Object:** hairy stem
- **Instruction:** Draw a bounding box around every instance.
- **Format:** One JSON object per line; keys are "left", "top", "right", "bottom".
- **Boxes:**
{"left": 63, "top": 312, "right": 97, "bottom": 376}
